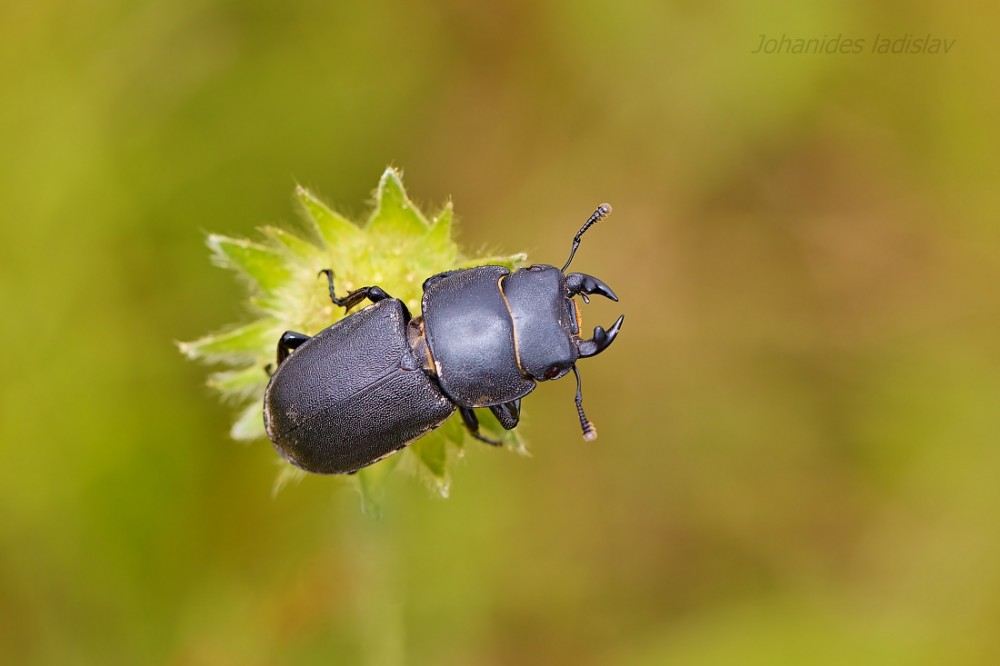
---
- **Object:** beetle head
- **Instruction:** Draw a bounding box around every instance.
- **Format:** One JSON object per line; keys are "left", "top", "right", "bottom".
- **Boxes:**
{"left": 500, "top": 203, "right": 625, "bottom": 440}
{"left": 505, "top": 264, "right": 580, "bottom": 383}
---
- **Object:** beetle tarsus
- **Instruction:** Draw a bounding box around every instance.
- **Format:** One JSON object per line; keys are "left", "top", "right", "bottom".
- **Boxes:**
{"left": 460, "top": 407, "right": 503, "bottom": 446}
{"left": 319, "top": 269, "right": 392, "bottom": 311}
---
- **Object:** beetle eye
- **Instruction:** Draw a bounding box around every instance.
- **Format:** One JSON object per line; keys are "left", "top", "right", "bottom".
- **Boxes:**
{"left": 544, "top": 365, "right": 561, "bottom": 380}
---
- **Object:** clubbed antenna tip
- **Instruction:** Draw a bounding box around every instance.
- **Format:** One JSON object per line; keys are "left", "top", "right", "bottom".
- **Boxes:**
{"left": 572, "top": 366, "right": 598, "bottom": 441}
{"left": 561, "top": 203, "right": 613, "bottom": 272}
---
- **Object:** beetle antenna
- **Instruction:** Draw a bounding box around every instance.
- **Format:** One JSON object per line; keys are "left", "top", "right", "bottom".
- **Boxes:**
{"left": 572, "top": 365, "right": 597, "bottom": 441}
{"left": 561, "top": 203, "right": 612, "bottom": 272}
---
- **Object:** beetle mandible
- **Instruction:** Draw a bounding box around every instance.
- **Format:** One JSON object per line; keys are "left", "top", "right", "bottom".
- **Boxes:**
{"left": 263, "top": 203, "right": 623, "bottom": 474}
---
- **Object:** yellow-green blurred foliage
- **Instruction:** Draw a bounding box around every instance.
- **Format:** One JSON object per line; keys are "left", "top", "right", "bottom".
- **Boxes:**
{"left": 1, "top": 1, "right": 998, "bottom": 664}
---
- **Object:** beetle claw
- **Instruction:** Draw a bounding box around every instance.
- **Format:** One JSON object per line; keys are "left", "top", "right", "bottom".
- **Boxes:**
{"left": 566, "top": 272, "right": 618, "bottom": 303}
{"left": 577, "top": 315, "right": 624, "bottom": 358}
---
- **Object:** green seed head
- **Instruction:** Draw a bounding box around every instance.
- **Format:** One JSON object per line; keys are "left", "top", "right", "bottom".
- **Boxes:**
{"left": 179, "top": 168, "right": 526, "bottom": 509}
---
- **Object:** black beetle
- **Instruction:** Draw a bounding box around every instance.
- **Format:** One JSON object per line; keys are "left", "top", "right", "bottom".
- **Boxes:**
{"left": 263, "top": 203, "right": 623, "bottom": 474}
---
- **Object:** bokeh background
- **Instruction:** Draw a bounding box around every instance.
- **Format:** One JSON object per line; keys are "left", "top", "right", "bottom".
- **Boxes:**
{"left": 2, "top": 1, "right": 998, "bottom": 664}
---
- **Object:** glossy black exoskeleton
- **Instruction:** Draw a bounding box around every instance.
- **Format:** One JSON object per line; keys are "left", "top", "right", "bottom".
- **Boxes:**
{"left": 263, "top": 204, "right": 623, "bottom": 474}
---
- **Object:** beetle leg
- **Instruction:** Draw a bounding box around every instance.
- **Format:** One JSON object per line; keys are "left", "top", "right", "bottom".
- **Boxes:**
{"left": 459, "top": 407, "right": 503, "bottom": 446}
{"left": 577, "top": 315, "right": 625, "bottom": 358}
{"left": 276, "top": 331, "right": 311, "bottom": 365}
{"left": 318, "top": 269, "right": 392, "bottom": 311}
{"left": 489, "top": 399, "right": 521, "bottom": 430}
{"left": 566, "top": 272, "right": 618, "bottom": 304}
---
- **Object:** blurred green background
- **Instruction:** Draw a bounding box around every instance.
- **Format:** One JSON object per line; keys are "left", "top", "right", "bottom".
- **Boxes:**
{"left": 2, "top": 1, "right": 998, "bottom": 664}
